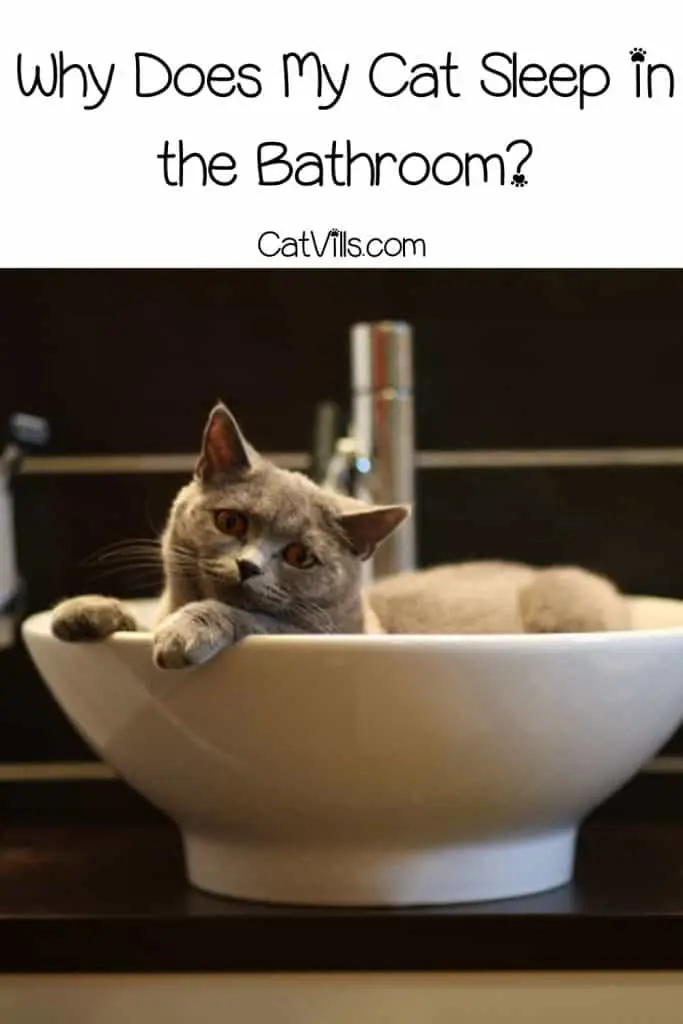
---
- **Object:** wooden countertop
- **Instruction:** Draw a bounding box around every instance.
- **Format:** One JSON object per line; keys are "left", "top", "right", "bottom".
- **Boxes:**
{"left": 1, "top": 819, "right": 683, "bottom": 972}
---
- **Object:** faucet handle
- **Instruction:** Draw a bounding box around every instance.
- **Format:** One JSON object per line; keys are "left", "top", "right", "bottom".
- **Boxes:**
{"left": 2, "top": 413, "right": 50, "bottom": 478}
{"left": 323, "top": 437, "right": 357, "bottom": 495}
{"left": 9, "top": 412, "right": 50, "bottom": 448}
{"left": 310, "top": 401, "right": 344, "bottom": 484}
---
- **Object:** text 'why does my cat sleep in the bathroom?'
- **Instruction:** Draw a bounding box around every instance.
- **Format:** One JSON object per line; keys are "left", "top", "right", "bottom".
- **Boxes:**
{"left": 18, "top": 48, "right": 670, "bottom": 189}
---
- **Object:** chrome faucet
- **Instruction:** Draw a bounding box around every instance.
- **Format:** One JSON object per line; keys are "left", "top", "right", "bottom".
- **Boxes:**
{"left": 320, "top": 321, "right": 417, "bottom": 582}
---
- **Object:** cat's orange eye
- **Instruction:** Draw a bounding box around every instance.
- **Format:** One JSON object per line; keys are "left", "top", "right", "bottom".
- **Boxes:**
{"left": 214, "top": 509, "right": 248, "bottom": 538}
{"left": 282, "top": 542, "right": 317, "bottom": 569}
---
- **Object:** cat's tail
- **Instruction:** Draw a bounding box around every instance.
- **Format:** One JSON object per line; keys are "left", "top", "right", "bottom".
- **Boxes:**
{"left": 519, "top": 567, "right": 631, "bottom": 634}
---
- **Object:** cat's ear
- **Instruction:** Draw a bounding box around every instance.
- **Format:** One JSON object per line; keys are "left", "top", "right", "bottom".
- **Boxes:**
{"left": 195, "top": 403, "right": 253, "bottom": 483}
{"left": 338, "top": 504, "right": 410, "bottom": 561}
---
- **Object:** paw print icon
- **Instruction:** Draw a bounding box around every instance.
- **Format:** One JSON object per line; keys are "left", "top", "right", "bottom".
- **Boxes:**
{"left": 630, "top": 48, "right": 647, "bottom": 62}
{"left": 511, "top": 173, "right": 528, "bottom": 188}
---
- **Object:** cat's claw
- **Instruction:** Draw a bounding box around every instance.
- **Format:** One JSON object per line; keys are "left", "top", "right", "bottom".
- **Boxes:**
{"left": 52, "top": 596, "right": 138, "bottom": 642}
{"left": 152, "top": 608, "right": 234, "bottom": 670}
{"left": 152, "top": 631, "right": 196, "bottom": 669}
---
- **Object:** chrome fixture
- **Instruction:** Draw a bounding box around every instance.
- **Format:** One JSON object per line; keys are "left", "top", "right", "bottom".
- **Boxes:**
{"left": 321, "top": 321, "right": 416, "bottom": 581}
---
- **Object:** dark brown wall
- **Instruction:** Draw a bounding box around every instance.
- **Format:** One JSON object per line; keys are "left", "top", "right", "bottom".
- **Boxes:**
{"left": 2, "top": 269, "right": 683, "bottom": 763}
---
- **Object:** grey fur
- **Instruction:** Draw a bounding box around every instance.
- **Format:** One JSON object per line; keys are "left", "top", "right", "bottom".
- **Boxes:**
{"left": 51, "top": 405, "right": 630, "bottom": 669}
{"left": 52, "top": 403, "right": 408, "bottom": 668}
{"left": 368, "top": 561, "right": 630, "bottom": 635}
{"left": 52, "top": 595, "right": 138, "bottom": 641}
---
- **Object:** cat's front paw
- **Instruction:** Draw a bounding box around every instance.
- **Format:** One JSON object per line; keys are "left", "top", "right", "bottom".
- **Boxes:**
{"left": 152, "top": 604, "right": 236, "bottom": 670}
{"left": 52, "top": 596, "right": 138, "bottom": 642}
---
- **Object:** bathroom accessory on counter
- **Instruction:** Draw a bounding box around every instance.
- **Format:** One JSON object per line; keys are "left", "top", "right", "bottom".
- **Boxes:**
{"left": 22, "top": 595, "right": 683, "bottom": 907}
{"left": 0, "top": 414, "right": 49, "bottom": 652}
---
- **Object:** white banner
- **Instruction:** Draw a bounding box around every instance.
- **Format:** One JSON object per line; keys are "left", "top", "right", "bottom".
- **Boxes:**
{"left": 0, "top": 0, "right": 680, "bottom": 266}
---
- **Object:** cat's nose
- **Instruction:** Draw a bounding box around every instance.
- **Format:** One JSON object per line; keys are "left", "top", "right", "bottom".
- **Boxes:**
{"left": 237, "top": 559, "right": 263, "bottom": 582}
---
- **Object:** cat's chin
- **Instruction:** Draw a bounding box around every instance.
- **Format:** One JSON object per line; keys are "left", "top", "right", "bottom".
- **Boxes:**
{"left": 204, "top": 579, "right": 277, "bottom": 616}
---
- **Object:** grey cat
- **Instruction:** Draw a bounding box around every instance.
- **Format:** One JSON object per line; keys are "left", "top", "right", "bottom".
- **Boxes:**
{"left": 51, "top": 403, "right": 630, "bottom": 668}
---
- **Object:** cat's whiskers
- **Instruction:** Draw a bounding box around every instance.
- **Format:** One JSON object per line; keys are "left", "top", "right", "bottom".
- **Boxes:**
{"left": 197, "top": 557, "right": 239, "bottom": 586}
{"left": 288, "top": 599, "right": 336, "bottom": 632}
{"left": 85, "top": 537, "right": 163, "bottom": 559}
{"left": 84, "top": 538, "right": 199, "bottom": 589}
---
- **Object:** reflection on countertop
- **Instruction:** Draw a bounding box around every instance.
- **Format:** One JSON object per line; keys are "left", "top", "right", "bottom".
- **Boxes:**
{"left": 1, "top": 814, "right": 683, "bottom": 972}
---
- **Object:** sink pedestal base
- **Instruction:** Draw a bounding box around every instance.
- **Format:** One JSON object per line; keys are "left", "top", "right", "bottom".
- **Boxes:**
{"left": 183, "top": 828, "right": 577, "bottom": 906}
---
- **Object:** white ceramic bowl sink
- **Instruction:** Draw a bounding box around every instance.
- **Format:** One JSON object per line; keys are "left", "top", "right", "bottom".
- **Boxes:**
{"left": 22, "top": 596, "right": 683, "bottom": 907}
